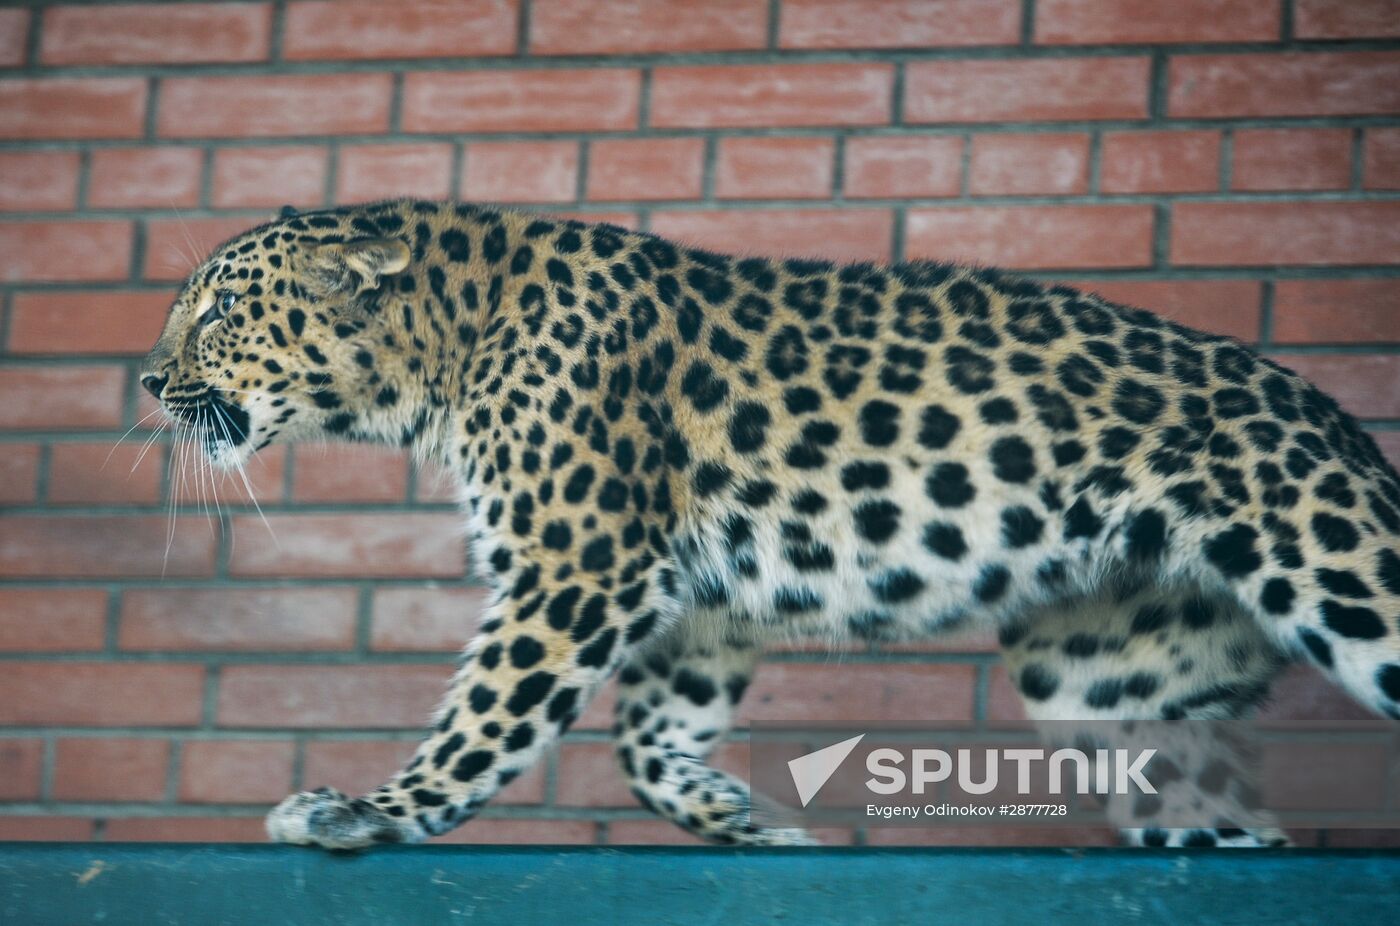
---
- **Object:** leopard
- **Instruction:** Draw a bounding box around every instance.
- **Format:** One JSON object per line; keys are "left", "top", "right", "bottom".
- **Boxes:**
{"left": 138, "top": 199, "right": 1400, "bottom": 851}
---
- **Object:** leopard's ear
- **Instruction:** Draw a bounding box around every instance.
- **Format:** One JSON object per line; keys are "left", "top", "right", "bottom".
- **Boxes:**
{"left": 306, "top": 238, "right": 411, "bottom": 296}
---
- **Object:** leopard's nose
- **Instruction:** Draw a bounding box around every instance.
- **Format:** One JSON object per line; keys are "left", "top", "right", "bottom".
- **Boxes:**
{"left": 140, "top": 372, "right": 168, "bottom": 399}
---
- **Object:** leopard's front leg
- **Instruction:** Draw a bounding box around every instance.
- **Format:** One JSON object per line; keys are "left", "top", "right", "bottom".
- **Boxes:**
{"left": 268, "top": 502, "right": 678, "bottom": 849}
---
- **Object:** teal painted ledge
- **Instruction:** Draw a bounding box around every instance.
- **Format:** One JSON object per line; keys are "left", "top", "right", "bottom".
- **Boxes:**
{"left": 3, "top": 844, "right": 1399, "bottom": 925}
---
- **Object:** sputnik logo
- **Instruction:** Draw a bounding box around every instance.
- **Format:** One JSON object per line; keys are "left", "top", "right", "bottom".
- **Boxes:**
{"left": 787, "top": 734, "right": 865, "bottom": 807}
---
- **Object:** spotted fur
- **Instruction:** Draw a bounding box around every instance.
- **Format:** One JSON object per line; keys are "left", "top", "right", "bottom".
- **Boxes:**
{"left": 139, "top": 200, "right": 1400, "bottom": 849}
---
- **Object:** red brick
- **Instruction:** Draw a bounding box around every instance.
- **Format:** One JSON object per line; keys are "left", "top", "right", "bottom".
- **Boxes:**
{"left": 1099, "top": 130, "right": 1221, "bottom": 194}
{"left": 1171, "top": 52, "right": 1400, "bottom": 118}
{"left": 532, "top": 0, "right": 765, "bottom": 54}
{"left": 1364, "top": 128, "right": 1400, "bottom": 190}
{"left": 0, "top": 663, "right": 204, "bottom": 726}
{"left": 370, "top": 586, "right": 488, "bottom": 652}
{"left": 42, "top": 3, "right": 271, "bottom": 65}
{"left": 285, "top": 0, "right": 515, "bottom": 59}
{"left": 653, "top": 64, "right": 891, "bottom": 129}
{"left": 0, "top": 515, "right": 217, "bottom": 578}
{"left": 738, "top": 662, "right": 976, "bottom": 725}
{"left": 1271, "top": 354, "right": 1400, "bottom": 419}
{"left": 412, "top": 461, "right": 460, "bottom": 503}
{"left": 462, "top": 141, "right": 579, "bottom": 205}
{"left": 402, "top": 70, "right": 639, "bottom": 133}
{"left": 0, "top": 366, "right": 126, "bottom": 430}
{"left": 650, "top": 208, "right": 892, "bottom": 262}
{"left": 179, "top": 740, "right": 294, "bottom": 803}
{"left": 604, "top": 820, "right": 707, "bottom": 845}
{"left": 47, "top": 442, "right": 163, "bottom": 506}
{"left": 556, "top": 742, "right": 649, "bottom": 807}
{"left": 907, "top": 58, "right": 1149, "bottom": 123}
{"left": 1172, "top": 201, "right": 1400, "bottom": 266}
{"left": 227, "top": 513, "right": 464, "bottom": 578}
{"left": 555, "top": 742, "right": 637, "bottom": 807}
{"left": 143, "top": 216, "right": 259, "bottom": 281}
{"left": 1059, "top": 280, "right": 1261, "bottom": 342}
{"left": 1373, "top": 432, "right": 1400, "bottom": 471}
{"left": 0, "top": 9, "right": 28, "bottom": 67}
{"left": 0, "top": 817, "right": 94, "bottom": 841}
{"left": 1278, "top": 828, "right": 1324, "bottom": 848}
{"left": 1295, "top": 0, "right": 1400, "bottom": 39}
{"left": 8, "top": 291, "right": 173, "bottom": 355}
{"left": 1255, "top": 664, "right": 1377, "bottom": 727}
{"left": 53, "top": 738, "right": 169, "bottom": 801}
{"left": 1035, "top": 0, "right": 1280, "bottom": 44}
{"left": 866, "top": 825, "right": 1116, "bottom": 847}
{"left": 1232, "top": 128, "right": 1352, "bottom": 192}
{"left": 436, "top": 819, "right": 596, "bottom": 845}
{"left": 0, "top": 444, "right": 39, "bottom": 504}
{"left": 843, "top": 136, "right": 963, "bottom": 199}
{"left": 715, "top": 137, "right": 835, "bottom": 200}
{"left": 0, "top": 589, "right": 107, "bottom": 653}
{"left": 985, "top": 665, "right": 1031, "bottom": 729}
{"left": 103, "top": 816, "right": 266, "bottom": 842}
{"left": 0, "top": 740, "right": 42, "bottom": 800}
{"left": 133, "top": 377, "right": 165, "bottom": 425}
{"left": 969, "top": 133, "right": 1089, "bottom": 196}
{"left": 0, "top": 78, "right": 146, "bottom": 140}
{"left": 557, "top": 741, "right": 747, "bottom": 807}
{"left": 300, "top": 739, "right": 424, "bottom": 798}
{"left": 1273, "top": 280, "right": 1400, "bottom": 344}
{"left": 1325, "top": 829, "right": 1400, "bottom": 848}
{"left": 781, "top": 0, "right": 1020, "bottom": 48}
{"left": 335, "top": 143, "right": 455, "bottom": 203}
{"left": 291, "top": 443, "right": 409, "bottom": 503}
{"left": 170, "top": 443, "right": 287, "bottom": 508}
{"left": 301, "top": 739, "right": 409, "bottom": 796}
{"left": 88, "top": 147, "right": 204, "bottom": 209}
{"left": 217, "top": 665, "right": 448, "bottom": 728}
{"left": 159, "top": 75, "right": 392, "bottom": 138}
{"left": 586, "top": 138, "right": 705, "bottom": 202}
{"left": 0, "top": 220, "right": 132, "bottom": 282}
{"left": 119, "top": 587, "right": 358, "bottom": 652}
{"left": 211, "top": 146, "right": 327, "bottom": 209}
{"left": 1262, "top": 740, "right": 1389, "bottom": 811}
{"left": 906, "top": 204, "right": 1155, "bottom": 270}
{"left": 573, "top": 680, "right": 617, "bottom": 731}
{"left": 301, "top": 739, "right": 543, "bottom": 804}
{"left": 0, "top": 151, "right": 79, "bottom": 211}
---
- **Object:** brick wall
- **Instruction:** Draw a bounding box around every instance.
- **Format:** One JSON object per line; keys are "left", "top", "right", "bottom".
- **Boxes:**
{"left": 1, "top": 0, "right": 1398, "bottom": 848}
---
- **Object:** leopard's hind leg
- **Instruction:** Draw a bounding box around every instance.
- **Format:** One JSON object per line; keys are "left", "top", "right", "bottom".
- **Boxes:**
{"left": 1218, "top": 497, "right": 1400, "bottom": 721}
{"left": 1001, "top": 580, "right": 1289, "bottom": 847}
{"left": 612, "top": 632, "right": 815, "bottom": 845}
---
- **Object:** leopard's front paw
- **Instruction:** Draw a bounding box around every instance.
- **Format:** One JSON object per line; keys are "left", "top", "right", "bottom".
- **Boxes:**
{"left": 266, "top": 787, "right": 407, "bottom": 850}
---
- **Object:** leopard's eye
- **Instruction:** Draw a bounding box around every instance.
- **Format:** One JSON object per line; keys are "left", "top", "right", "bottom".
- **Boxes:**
{"left": 203, "top": 290, "right": 237, "bottom": 327}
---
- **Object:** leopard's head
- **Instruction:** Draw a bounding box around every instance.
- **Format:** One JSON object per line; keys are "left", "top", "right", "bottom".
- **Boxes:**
{"left": 141, "top": 207, "right": 412, "bottom": 469}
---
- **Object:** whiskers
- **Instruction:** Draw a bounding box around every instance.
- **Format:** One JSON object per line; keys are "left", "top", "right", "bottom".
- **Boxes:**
{"left": 207, "top": 397, "right": 278, "bottom": 548}
{"left": 163, "top": 410, "right": 193, "bottom": 575}
{"left": 158, "top": 206, "right": 207, "bottom": 280}
{"left": 101, "top": 406, "right": 166, "bottom": 471}
{"left": 105, "top": 395, "right": 280, "bottom": 577}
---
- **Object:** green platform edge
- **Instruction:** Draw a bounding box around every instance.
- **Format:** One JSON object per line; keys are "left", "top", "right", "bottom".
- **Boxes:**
{"left": 3, "top": 844, "right": 1398, "bottom": 925}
